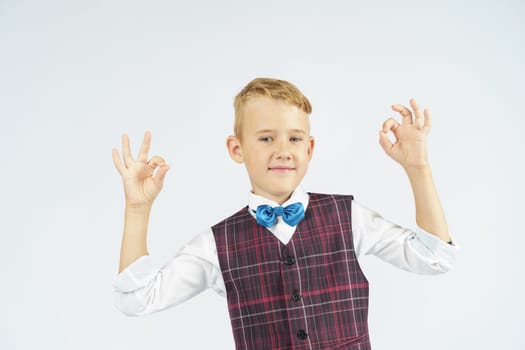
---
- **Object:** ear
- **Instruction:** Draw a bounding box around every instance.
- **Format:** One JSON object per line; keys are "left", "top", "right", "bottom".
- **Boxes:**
{"left": 226, "top": 135, "right": 244, "bottom": 163}
{"left": 307, "top": 136, "right": 315, "bottom": 161}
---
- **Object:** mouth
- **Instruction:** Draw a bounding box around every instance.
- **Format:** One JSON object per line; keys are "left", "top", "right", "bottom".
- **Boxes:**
{"left": 269, "top": 166, "right": 295, "bottom": 173}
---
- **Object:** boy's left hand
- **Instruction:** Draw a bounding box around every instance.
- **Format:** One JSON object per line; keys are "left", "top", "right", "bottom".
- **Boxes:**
{"left": 379, "top": 98, "right": 432, "bottom": 172}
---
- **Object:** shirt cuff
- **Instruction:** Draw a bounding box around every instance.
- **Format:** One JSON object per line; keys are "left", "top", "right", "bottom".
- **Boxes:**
{"left": 112, "top": 254, "right": 165, "bottom": 293}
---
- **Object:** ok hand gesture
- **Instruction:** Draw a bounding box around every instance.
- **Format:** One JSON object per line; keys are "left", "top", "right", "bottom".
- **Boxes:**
{"left": 112, "top": 131, "right": 170, "bottom": 208}
{"left": 379, "top": 98, "right": 432, "bottom": 171}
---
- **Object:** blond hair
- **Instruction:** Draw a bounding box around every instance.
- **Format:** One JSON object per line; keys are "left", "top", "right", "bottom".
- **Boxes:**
{"left": 233, "top": 78, "right": 312, "bottom": 139}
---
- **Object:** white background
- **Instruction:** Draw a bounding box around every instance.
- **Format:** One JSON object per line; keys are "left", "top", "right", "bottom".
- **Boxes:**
{"left": 1, "top": 0, "right": 523, "bottom": 349}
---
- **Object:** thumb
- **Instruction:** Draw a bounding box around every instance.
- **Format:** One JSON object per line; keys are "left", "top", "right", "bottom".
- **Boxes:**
{"left": 379, "top": 130, "right": 393, "bottom": 156}
{"left": 154, "top": 164, "right": 170, "bottom": 185}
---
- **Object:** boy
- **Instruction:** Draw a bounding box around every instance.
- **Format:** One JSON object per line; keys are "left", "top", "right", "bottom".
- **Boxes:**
{"left": 112, "top": 78, "right": 457, "bottom": 349}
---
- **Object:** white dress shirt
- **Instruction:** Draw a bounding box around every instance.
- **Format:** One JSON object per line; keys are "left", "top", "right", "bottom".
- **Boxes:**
{"left": 112, "top": 187, "right": 458, "bottom": 316}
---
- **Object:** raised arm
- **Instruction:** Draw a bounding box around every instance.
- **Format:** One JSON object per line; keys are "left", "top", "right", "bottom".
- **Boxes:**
{"left": 112, "top": 131, "right": 170, "bottom": 273}
{"left": 378, "top": 99, "right": 451, "bottom": 243}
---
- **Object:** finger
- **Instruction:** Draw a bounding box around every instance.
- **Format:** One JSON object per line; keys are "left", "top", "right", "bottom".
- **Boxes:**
{"left": 153, "top": 164, "right": 170, "bottom": 186}
{"left": 137, "top": 131, "right": 151, "bottom": 163}
{"left": 382, "top": 117, "right": 400, "bottom": 133}
{"left": 392, "top": 104, "right": 413, "bottom": 125}
{"left": 378, "top": 130, "right": 393, "bottom": 156}
{"left": 147, "top": 155, "right": 166, "bottom": 170}
{"left": 423, "top": 108, "right": 432, "bottom": 134}
{"left": 112, "top": 148, "right": 126, "bottom": 175}
{"left": 410, "top": 98, "right": 424, "bottom": 130}
{"left": 122, "top": 134, "right": 135, "bottom": 168}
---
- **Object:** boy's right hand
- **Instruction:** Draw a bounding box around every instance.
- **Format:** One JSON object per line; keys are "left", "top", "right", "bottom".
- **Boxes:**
{"left": 112, "top": 131, "right": 170, "bottom": 209}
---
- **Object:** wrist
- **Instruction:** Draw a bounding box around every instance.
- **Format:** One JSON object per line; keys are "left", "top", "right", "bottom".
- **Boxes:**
{"left": 403, "top": 163, "right": 432, "bottom": 178}
{"left": 125, "top": 203, "right": 153, "bottom": 213}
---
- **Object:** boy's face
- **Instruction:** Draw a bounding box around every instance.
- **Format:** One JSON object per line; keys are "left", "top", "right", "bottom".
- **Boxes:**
{"left": 227, "top": 97, "right": 315, "bottom": 204}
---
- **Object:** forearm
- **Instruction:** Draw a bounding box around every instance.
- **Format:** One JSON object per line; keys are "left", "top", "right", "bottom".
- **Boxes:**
{"left": 118, "top": 205, "right": 152, "bottom": 273}
{"left": 405, "top": 165, "right": 451, "bottom": 243}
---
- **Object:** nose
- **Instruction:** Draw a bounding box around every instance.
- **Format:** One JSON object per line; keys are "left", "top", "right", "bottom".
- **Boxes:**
{"left": 276, "top": 152, "right": 291, "bottom": 160}
{"left": 275, "top": 140, "right": 292, "bottom": 160}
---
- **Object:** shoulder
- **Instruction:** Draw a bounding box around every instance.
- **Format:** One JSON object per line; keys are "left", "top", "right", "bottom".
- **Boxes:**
{"left": 306, "top": 192, "right": 355, "bottom": 213}
{"left": 308, "top": 192, "right": 355, "bottom": 202}
{"left": 211, "top": 206, "right": 251, "bottom": 230}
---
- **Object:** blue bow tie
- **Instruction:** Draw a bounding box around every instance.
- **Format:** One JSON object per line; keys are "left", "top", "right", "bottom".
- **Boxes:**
{"left": 254, "top": 202, "right": 305, "bottom": 228}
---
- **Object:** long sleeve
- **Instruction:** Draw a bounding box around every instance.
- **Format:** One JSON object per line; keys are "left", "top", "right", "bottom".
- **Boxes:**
{"left": 112, "top": 193, "right": 459, "bottom": 317}
{"left": 351, "top": 200, "right": 458, "bottom": 274}
{"left": 112, "top": 230, "right": 224, "bottom": 316}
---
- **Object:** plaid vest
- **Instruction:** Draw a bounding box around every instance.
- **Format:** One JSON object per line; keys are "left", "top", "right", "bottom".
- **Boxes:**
{"left": 212, "top": 193, "right": 371, "bottom": 350}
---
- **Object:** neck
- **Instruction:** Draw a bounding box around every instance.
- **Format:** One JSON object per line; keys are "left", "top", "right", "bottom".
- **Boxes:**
{"left": 252, "top": 191, "right": 293, "bottom": 205}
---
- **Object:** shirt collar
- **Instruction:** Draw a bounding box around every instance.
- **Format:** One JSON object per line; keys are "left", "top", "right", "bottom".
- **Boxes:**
{"left": 248, "top": 185, "right": 309, "bottom": 215}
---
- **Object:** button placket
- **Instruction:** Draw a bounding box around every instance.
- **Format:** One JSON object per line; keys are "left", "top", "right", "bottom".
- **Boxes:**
{"left": 282, "top": 251, "right": 309, "bottom": 344}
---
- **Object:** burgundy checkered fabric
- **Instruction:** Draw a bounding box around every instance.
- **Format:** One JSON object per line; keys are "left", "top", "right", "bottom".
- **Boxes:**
{"left": 212, "top": 193, "right": 371, "bottom": 350}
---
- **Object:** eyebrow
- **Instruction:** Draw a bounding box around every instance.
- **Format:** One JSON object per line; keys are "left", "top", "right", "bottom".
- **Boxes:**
{"left": 255, "top": 129, "right": 306, "bottom": 134}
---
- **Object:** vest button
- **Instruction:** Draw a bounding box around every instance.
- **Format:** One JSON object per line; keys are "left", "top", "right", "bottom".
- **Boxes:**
{"left": 284, "top": 256, "right": 295, "bottom": 265}
{"left": 291, "top": 292, "right": 301, "bottom": 301}
{"left": 297, "top": 329, "right": 308, "bottom": 339}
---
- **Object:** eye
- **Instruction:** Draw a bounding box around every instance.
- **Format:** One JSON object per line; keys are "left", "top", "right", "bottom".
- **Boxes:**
{"left": 290, "top": 137, "right": 302, "bottom": 142}
{"left": 259, "top": 136, "right": 273, "bottom": 142}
